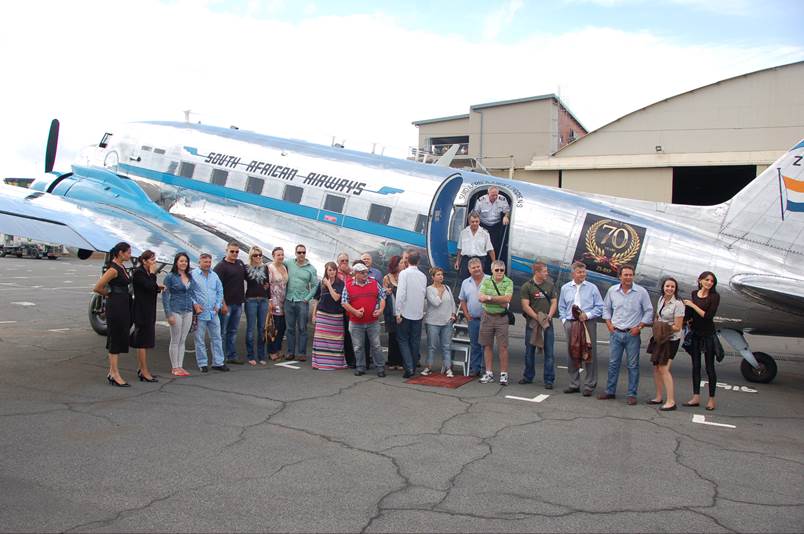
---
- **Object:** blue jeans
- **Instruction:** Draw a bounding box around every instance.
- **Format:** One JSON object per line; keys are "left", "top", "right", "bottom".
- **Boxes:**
{"left": 426, "top": 323, "right": 452, "bottom": 370}
{"left": 467, "top": 317, "right": 484, "bottom": 374}
{"left": 245, "top": 298, "right": 269, "bottom": 361}
{"left": 397, "top": 318, "right": 422, "bottom": 374}
{"left": 195, "top": 317, "right": 224, "bottom": 368}
{"left": 218, "top": 303, "right": 242, "bottom": 360}
{"left": 284, "top": 300, "right": 309, "bottom": 357}
{"left": 523, "top": 322, "right": 555, "bottom": 384}
{"left": 606, "top": 330, "right": 642, "bottom": 397}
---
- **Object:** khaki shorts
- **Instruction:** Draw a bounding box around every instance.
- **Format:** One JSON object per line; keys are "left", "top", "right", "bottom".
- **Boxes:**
{"left": 479, "top": 311, "right": 509, "bottom": 347}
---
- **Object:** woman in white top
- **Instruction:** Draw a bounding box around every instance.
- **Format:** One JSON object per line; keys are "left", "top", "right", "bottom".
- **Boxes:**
{"left": 267, "top": 247, "right": 289, "bottom": 361}
{"left": 423, "top": 267, "right": 457, "bottom": 377}
{"left": 648, "top": 277, "right": 685, "bottom": 411}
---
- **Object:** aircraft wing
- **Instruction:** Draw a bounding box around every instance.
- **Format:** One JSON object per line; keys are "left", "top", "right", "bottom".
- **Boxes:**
{"left": 730, "top": 273, "right": 804, "bottom": 315}
{"left": 0, "top": 180, "right": 227, "bottom": 263}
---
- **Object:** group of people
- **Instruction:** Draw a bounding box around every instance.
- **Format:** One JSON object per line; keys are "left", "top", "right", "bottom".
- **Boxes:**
{"left": 94, "top": 239, "right": 723, "bottom": 412}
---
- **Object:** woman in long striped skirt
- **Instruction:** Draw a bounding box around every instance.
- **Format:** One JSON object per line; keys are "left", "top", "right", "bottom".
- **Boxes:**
{"left": 311, "top": 261, "right": 347, "bottom": 370}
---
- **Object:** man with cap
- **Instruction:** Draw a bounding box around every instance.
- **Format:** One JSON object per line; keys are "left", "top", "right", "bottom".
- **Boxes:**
{"left": 341, "top": 262, "right": 387, "bottom": 377}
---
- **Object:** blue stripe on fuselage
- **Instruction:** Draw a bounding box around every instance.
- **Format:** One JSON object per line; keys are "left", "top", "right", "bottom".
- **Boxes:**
{"left": 118, "top": 163, "right": 427, "bottom": 248}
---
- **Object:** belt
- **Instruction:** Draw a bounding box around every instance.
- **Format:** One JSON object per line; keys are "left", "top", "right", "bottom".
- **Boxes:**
{"left": 485, "top": 311, "right": 507, "bottom": 316}
{"left": 614, "top": 327, "right": 633, "bottom": 333}
{"left": 109, "top": 286, "right": 130, "bottom": 295}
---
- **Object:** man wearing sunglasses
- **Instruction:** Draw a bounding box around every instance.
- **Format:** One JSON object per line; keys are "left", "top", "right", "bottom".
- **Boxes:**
{"left": 478, "top": 260, "right": 514, "bottom": 385}
{"left": 214, "top": 241, "right": 246, "bottom": 365}
{"left": 284, "top": 244, "right": 317, "bottom": 361}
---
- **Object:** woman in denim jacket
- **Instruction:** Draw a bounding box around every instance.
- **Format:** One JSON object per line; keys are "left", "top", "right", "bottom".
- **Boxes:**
{"left": 163, "top": 252, "right": 194, "bottom": 376}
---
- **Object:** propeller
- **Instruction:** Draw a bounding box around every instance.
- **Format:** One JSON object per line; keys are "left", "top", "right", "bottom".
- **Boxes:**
{"left": 44, "top": 119, "right": 59, "bottom": 173}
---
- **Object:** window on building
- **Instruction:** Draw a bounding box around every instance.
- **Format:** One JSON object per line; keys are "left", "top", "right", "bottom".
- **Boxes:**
{"left": 246, "top": 176, "right": 264, "bottom": 195}
{"left": 367, "top": 203, "right": 392, "bottom": 225}
{"left": 178, "top": 162, "right": 195, "bottom": 178}
{"left": 141, "top": 146, "right": 152, "bottom": 152}
{"left": 153, "top": 148, "right": 166, "bottom": 155}
{"left": 283, "top": 185, "right": 304, "bottom": 204}
{"left": 323, "top": 194, "right": 346, "bottom": 213}
{"left": 414, "top": 214, "right": 428, "bottom": 234}
{"left": 211, "top": 169, "right": 228, "bottom": 186}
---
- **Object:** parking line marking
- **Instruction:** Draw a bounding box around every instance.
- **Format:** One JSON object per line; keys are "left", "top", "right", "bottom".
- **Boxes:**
{"left": 48, "top": 328, "right": 70, "bottom": 332}
{"left": 274, "top": 361, "right": 301, "bottom": 370}
{"left": 505, "top": 394, "right": 550, "bottom": 403}
{"left": 11, "top": 302, "right": 35, "bottom": 306}
{"left": 691, "top": 414, "right": 735, "bottom": 429}
{"left": 0, "top": 321, "right": 17, "bottom": 324}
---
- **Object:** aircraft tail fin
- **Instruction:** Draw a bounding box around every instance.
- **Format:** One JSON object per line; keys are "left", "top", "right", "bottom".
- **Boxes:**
{"left": 719, "top": 140, "right": 804, "bottom": 261}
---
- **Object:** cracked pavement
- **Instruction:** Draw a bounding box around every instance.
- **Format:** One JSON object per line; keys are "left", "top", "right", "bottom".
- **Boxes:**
{"left": 1, "top": 257, "right": 803, "bottom": 532}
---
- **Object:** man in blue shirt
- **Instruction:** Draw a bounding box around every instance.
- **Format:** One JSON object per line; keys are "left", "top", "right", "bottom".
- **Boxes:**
{"left": 599, "top": 264, "right": 653, "bottom": 405}
{"left": 558, "top": 261, "right": 604, "bottom": 396}
{"left": 191, "top": 253, "right": 228, "bottom": 373}
{"left": 459, "top": 258, "right": 488, "bottom": 376}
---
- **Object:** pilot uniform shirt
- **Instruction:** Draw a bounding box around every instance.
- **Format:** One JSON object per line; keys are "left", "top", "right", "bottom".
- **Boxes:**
{"left": 458, "top": 226, "right": 494, "bottom": 257}
{"left": 473, "top": 194, "right": 510, "bottom": 226}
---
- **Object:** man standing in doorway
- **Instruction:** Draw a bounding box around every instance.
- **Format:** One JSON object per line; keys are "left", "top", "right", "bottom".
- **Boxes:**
{"left": 459, "top": 257, "right": 487, "bottom": 376}
{"left": 600, "top": 265, "right": 653, "bottom": 405}
{"left": 214, "top": 242, "right": 245, "bottom": 365}
{"left": 471, "top": 186, "right": 510, "bottom": 260}
{"left": 558, "top": 261, "right": 604, "bottom": 396}
{"left": 284, "top": 244, "right": 317, "bottom": 361}
{"left": 395, "top": 250, "right": 427, "bottom": 378}
{"left": 519, "top": 261, "right": 558, "bottom": 389}
{"left": 454, "top": 211, "right": 495, "bottom": 277}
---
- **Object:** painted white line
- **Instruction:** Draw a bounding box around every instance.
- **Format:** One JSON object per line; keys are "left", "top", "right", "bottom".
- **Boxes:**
{"left": 0, "top": 320, "right": 17, "bottom": 324}
{"left": 47, "top": 328, "right": 70, "bottom": 332}
{"left": 701, "top": 380, "right": 757, "bottom": 394}
{"left": 156, "top": 321, "right": 170, "bottom": 327}
{"left": 557, "top": 365, "right": 567, "bottom": 369}
{"left": 11, "top": 302, "right": 35, "bottom": 306}
{"left": 11, "top": 276, "right": 29, "bottom": 279}
{"left": 63, "top": 280, "right": 73, "bottom": 284}
{"left": 274, "top": 361, "right": 301, "bottom": 370}
{"left": 505, "top": 394, "right": 550, "bottom": 403}
{"left": 0, "top": 282, "right": 16, "bottom": 286}
{"left": 691, "top": 414, "right": 735, "bottom": 429}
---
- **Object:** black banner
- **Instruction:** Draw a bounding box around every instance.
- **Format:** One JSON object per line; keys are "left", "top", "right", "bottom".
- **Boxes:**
{"left": 572, "top": 213, "right": 646, "bottom": 277}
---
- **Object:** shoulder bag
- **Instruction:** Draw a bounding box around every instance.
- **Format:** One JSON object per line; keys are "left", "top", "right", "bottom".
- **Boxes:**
{"left": 491, "top": 279, "right": 515, "bottom": 326}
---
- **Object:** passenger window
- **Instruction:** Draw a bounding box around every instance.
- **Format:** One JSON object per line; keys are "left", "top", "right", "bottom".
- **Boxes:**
{"left": 246, "top": 176, "right": 264, "bottom": 195}
{"left": 211, "top": 169, "right": 228, "bottom": 186}
{"left": 283, "top": 185, "right": 304, "bottom": 204}
{"left": 368, "top": 204, "right": 392, "bottom": 225}
{"left": 414, "top": 214, "right": 428, "bottom": 234}
{"left": 167, "top": 161, "right": 178, "bottom": 175}
{"left": 323, "top": 195, "right": 346, "bottom": 213}
{"left": 178, "top": 162, "right": 195, "bottom": 178}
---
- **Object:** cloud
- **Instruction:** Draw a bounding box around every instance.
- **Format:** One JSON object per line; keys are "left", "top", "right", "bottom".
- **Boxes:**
{"left": 0, "top": 1, "right": 801, "bottom": 176}
{"left": 482, "top": 0, "right": 524, "bottom": 40}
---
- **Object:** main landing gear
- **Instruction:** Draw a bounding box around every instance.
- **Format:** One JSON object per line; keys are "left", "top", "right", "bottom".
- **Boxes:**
{"left": 719, "top": 329, "right": 778, "bottom": 384}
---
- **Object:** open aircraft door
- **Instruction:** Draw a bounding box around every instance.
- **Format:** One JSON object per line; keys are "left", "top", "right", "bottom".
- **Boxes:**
{"left": 426, "top": 172, "right": 463, "bottom": 270}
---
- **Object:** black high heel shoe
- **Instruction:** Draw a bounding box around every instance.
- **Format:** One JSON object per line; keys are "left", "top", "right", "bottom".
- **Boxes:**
{"left": 107, "top": 374, "right": 131, "bottom": 387}
{"left": 137, "top": 370, "right": 158, "bottom": 383}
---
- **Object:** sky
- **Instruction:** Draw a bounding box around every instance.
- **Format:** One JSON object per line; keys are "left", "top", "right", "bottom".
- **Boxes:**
{"left": 1, "top": 0, "right": 802, "bottom": 176}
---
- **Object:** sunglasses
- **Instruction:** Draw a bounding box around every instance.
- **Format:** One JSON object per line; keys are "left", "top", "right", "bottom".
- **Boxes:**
{"left": 252, "top": 253, "right": 262, "bottom": 258}
{"left": 296, "top": 250, "right": 306, "bottom": 255}
{"left": 493, "top": 268, "right": 504, "bottom": 272}
{"left": 227, "top": 250, "right": 238, "bottom": 254}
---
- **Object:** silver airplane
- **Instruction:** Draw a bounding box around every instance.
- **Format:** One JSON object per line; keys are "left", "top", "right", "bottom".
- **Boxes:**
{"left": 1, "top": 120, "right": 802, "bottom": 384}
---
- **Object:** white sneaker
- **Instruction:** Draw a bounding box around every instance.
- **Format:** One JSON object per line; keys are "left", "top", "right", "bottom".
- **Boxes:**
{"left": 446, "top": 369, "right": 454, "bottom": 378}
{"left": 420, "top": 368, "right": 431, "bottom": 376}
{"left": 479, "top": 371, "right": 495, "bottom": 384}
{"left": 500, "top": 372, "right": 509, "bottom": 386}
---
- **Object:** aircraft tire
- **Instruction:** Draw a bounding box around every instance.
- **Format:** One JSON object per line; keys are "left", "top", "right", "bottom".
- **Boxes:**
{"left": 88, "top": 294, "right": 108, "bottom": 336}
{"left": 740, "top": 352, "right": 777, "bottom": 383}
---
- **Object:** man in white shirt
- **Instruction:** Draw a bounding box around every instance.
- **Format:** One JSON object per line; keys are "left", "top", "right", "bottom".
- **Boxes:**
{"left": 472, "top": 187, "right": 510, "bottom": 259}
{"left": 454, "top": 211, "right": 495, "bottom": 277}
{"left": 396, "top": 250, "right": 427, "bottom": 378}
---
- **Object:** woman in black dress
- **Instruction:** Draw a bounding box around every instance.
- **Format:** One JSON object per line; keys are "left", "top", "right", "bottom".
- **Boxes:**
{"left": 131, "top": 250, "right": 162, "bottom": 382}
{"left": 382, "top": 255, "right": 405, "bottom": 370}
{"left": 683, "top": 271, "right": 721, "bottom": 411}
{"left": 93, "top": 242, "right": 133, "bottom": 387}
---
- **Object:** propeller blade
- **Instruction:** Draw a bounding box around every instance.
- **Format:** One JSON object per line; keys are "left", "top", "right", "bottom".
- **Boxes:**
{"left": 44, "top": 119, "right": 60, "bottom": 173}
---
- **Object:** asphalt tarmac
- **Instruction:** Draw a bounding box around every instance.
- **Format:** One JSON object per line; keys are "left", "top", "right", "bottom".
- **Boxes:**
{"left": 1, "top": 256, "right": 802, "bottom": 533}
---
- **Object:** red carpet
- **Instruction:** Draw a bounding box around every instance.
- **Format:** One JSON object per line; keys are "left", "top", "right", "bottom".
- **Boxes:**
{"left": 404, "top": 373, "right": 475, "bottom": 389}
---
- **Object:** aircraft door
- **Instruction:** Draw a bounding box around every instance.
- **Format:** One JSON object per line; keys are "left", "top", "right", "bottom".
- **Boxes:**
{"left": 426, "top": 173, "right": 463, "bottom": 269}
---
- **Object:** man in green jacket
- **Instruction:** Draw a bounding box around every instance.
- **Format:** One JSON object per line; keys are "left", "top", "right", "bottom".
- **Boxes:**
{"left": 284, "top": 243, "right": 318, "bottom": 361}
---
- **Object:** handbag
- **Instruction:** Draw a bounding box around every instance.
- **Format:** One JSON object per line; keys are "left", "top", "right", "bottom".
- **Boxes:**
{"left": 681, "top": 324, "right": 693, "bottom": 355}
{"left": 714, "top": 334, "right": 725, "bottom": 362}
{"left": 264, "top": 311, "right": 277, "bottom": 343}
{"left": 491, "top": 279, "right": 515, "bottom": 326}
